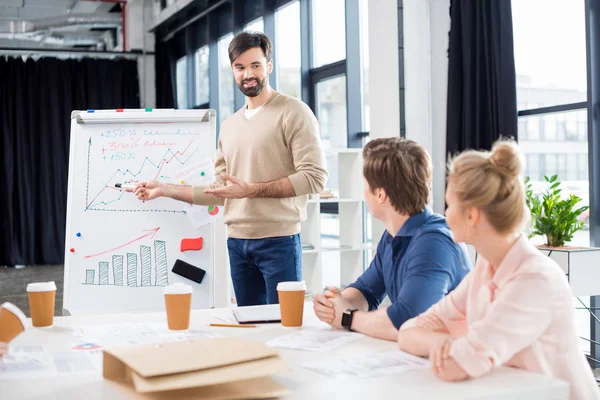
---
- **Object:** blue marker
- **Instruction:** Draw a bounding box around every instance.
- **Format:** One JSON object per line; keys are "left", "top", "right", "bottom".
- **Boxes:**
{"left": 87, "top": 109, "right": 95, "bottom": 113}
{"left": 76, "top": 232, "right": 82, "bottom": 237}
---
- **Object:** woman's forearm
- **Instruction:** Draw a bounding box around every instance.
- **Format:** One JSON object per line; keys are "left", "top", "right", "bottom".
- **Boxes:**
{"left": 397, "top": 327, "right": 450, "bottom": 357}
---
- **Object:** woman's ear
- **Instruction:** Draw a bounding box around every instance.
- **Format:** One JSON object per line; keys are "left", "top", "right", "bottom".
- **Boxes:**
{"left": 467, "top": 206, "right": 480, "bottom": 227}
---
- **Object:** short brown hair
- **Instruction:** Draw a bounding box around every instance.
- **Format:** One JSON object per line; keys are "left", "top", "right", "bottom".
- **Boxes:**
{"left": 448, "top": 139, "right": 526, "bottom": 233}
{"left": 228, "top": 31, "right": 273, "bottom": 64}
{"left": 363, "top": 138, "right": 432, "bottom": 216}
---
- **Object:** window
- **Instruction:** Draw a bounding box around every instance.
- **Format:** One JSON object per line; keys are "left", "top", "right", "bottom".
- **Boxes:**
{"left": 316, "top": 75, "right": 347, "bottom": 193}
{"left": 360, "top": 0, "right": 370, "bottom": 132}
{"left": 218, "top": 33, "right": 235, "bottom": 126}
{"left": 175, "top": 56, "right": 188, "bottom": 109}
{"left": 195, "top": 45, "right": 210, "bottom": 106}
{"left": 526, "top": 154, "right": 541, "bottom": 182}
{"left": 275, "top": 1, "right": 301, "bottom": 98}
{"left": 244, "top": 18, "right": 264, "bottom": 33}
{"left": 512, "top": 0, "right": 586, "bottom": 107}
{"left": 311, "top": 0, "right": 346, "bottom": 68}
{"left": 543, "top": 114, "right": 557, "bottom": 140}
{"left": 316, "top": 75, "right": 347, "bottom": 149}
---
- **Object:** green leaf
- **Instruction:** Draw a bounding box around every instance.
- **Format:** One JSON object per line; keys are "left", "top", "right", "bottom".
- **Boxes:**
{"left": 524, "top": 175, "right": 586, "bottom": 247}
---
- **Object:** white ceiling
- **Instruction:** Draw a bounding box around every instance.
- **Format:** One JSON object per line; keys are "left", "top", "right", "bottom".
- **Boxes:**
{"left": 0, "top": 0, "right": 121, "bottom": 50}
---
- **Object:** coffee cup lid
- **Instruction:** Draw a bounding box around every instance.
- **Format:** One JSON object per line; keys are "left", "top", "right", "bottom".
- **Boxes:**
{"left": 163, "top": 283, "right": 192, "bottom": 294}
{"left": 277, "top": 281, "right": 307, "bottom": 291}
{"left": 26, "top": 281, "right": 57, "bottom": 292}
{"left": 1, "top": 302, "right": 28, "bottom": 330}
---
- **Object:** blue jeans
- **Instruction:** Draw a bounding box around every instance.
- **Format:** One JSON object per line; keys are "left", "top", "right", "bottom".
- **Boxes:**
{"left": 227, "top": 234, "right": 302, "bottom": 306}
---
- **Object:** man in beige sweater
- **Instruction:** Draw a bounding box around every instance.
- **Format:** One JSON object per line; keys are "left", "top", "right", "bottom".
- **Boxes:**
{"left": 133, "top": 32, "right": 327, "bottom": 306}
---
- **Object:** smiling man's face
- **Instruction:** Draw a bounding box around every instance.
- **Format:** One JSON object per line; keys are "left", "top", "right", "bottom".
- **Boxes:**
{"left": 231, "top": 47, "right": 272, "bottom": 97}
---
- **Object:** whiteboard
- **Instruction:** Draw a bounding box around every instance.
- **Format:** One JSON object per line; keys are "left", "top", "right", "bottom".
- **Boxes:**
{"left": 63, "top": 109, "right": 219, "bottom": 315}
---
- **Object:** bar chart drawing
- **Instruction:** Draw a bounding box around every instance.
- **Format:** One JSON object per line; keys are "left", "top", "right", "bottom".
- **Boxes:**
{"left": 112, "top": 255, "right": 123, "bottom": 286}
{"left": 140, "top": 245, "right": 152, "bottom": 286}
{"left": 127, "top": 253, "right": 137, "bottom": 287}
{"left": 82, "top": 240, "right": 169, "bottom": 287}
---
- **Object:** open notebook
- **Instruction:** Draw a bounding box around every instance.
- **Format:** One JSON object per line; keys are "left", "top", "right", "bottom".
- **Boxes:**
{"left": 232, "top": 307, "right": 282, "bottom": 324}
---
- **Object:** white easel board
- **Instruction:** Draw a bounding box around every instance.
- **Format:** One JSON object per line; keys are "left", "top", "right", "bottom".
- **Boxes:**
{"left": 63, "top": 109, "right": 218, "bottom": 315}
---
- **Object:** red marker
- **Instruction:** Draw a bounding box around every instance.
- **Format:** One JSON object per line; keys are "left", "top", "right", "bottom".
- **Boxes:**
{"left": 70, "top": 248, "right": 75, "bottom": 253}
{"left": 116, "top": 109, "right": 124, "bottom": 112}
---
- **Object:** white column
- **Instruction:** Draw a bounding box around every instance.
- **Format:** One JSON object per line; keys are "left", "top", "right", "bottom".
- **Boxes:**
{"left": 403, "top": 0, "right": 450, "bottom": 214}
{"left": 367, "top": 0, "right": 401, "bottom": 243}
{"left": 126, "top": 0, "right": 156, "bottom": 108}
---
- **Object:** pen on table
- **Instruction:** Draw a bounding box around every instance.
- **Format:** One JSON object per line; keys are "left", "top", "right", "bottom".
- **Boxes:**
{"left": 115, "top": 183, "right": 136, "bottom": 191}
{"left": 209, "top": 323, "right": 257, "bottom": 328}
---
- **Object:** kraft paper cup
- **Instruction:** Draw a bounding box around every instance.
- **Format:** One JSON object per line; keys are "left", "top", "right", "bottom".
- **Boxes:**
{"left": 0, "top": 302, "right": 28, "bottom": 342}
{"left": 26, "top": 281, "right": 56, "bottom": 327}
{"left": 164, "top": 283, "right": 192, "bottom": 330}
{"left": 277, "top": 281, "right": 306, "bottom": 327}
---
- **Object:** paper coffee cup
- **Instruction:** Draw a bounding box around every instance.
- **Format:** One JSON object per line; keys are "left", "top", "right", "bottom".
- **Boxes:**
{"left": 26, "top": 281, "right": 56, "bottom": 327}
{"left": 164, "top": 283, "right": 192, "bottom": 330}
{"left": 0, "top": 302, "right": 28, "bottom": 342}
{"left": 277, "top": 281, "right": 306, "bottom": 327}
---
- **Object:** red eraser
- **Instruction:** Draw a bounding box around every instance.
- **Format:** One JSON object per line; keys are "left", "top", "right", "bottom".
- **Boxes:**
{"left": 180, "top": 237, "right": 203, "bottom": 252}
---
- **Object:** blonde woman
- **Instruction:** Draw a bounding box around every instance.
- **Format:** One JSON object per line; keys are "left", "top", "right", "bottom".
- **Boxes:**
{"left": 397, "top": 140, "right": 599, "bottom": 399}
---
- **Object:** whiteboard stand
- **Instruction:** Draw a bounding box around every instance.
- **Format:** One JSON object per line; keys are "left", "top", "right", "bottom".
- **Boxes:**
{"left": 63, "top": 109, "right": 225, "bottom": 315}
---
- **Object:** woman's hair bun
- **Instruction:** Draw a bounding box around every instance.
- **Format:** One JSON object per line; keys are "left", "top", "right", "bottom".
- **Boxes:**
{"left": 488, "top": 140, "right": 522, "bottom": 179}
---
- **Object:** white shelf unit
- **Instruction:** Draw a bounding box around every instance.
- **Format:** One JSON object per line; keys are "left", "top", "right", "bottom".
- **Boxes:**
{"left": 301, "top": 148, "right": 368, "bottom": 296}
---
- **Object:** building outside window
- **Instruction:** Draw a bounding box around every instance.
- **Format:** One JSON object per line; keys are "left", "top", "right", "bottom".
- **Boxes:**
{"left": 195, "top": 45, "right": 210, "bottom": 106}
{"left": 218, "top": 33, "right": 235, "bottom": 126}
{"left": 275, "top": 1, "right": 301, "bottom": 98}
{"left": 175, "top": 56, "right": 188, "bottom": 109}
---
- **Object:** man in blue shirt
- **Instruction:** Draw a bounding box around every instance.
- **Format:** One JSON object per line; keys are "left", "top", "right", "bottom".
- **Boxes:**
{"left": 313, "top": 138, "right": 471, "bottom": 341}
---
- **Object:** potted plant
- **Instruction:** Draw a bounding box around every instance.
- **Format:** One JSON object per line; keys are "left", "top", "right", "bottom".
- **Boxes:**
{"left": 525, "top": 175, "right": 588, "bottom": 247}
{"left": 525, "top": 175, "right": 598, "bottom": 297}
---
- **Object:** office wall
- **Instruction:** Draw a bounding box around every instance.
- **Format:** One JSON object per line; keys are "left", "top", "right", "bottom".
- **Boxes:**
{"left": 368, "top": 0, "right": 450, "bottom": 216}
{"left": 126, "top": 0, "right": 156, "bottom": 108}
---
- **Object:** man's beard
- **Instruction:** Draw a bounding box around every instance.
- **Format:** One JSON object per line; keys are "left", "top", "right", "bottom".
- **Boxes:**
{"left": 237, "top": 77, "right": 266, "bottom": 97}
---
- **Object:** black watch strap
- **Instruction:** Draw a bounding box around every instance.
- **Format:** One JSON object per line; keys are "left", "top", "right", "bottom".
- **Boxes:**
{"left": 341, "top": 308, "right": 358, "bottom": 331}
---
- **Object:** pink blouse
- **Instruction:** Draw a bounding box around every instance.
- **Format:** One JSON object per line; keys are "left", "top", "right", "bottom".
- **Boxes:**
{"left": 402, "top": 235, "right": 599, "bottom": 400}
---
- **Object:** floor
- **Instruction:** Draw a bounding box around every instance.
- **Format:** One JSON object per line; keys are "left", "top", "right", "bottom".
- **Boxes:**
{"left": 0, "top": 265, "right": 64, "bottom": 317}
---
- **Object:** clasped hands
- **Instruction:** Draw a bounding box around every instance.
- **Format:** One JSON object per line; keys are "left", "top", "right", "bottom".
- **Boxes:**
{"left": 312, "top": 287, "right": 351, "bottom": 330}
{"left": 428, "top": 333, "right": 469, "bottom": 382}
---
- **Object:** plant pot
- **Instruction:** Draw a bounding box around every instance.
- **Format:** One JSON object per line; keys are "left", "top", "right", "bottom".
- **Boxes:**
{"left": 536, "top": 246, "right": 600, "bottom": 297}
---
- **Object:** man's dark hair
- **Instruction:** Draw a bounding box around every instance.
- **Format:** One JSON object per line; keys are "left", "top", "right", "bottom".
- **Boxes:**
{"left": 228, "top": 31, "right": 273, "bottom": 64}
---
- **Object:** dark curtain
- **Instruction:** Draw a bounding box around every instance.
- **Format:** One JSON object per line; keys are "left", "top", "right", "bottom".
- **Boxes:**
{"left": 155, "top": 38, "right": 176, "bottom": 108}
{"left": 0, "top": 57, "right": 139, "bottom": 266}
{"left": 446, "top": 0, "right": 518, "bottom": 155}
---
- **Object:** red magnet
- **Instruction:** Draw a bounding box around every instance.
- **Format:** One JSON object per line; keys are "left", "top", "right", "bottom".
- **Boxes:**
{"left": 180, "top": 237, "right": 203, "bottom": 252}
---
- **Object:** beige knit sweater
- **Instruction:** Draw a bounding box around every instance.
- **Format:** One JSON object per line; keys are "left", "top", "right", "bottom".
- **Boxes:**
{"left": 192, "top": 92, "right": 328, "bottom": 239}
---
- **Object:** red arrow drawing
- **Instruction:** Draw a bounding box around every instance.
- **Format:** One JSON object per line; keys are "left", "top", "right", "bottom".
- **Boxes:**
{"left": 84, "top": 227, "right": 161, "bottom": 259}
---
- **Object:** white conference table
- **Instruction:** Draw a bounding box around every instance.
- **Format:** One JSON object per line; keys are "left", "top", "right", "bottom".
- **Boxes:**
{"left": 1, "top": 303, "right": 569, "bottom": 400}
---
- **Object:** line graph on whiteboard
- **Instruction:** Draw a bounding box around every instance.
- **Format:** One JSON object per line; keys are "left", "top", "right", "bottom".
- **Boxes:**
{"left": 83, "top": 134, "right": 214, "bottom": 214}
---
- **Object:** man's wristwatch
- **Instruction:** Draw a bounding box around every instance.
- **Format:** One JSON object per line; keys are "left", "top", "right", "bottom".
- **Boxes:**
{"left": 341, "top": 308, "right": 358, "bottom": 332}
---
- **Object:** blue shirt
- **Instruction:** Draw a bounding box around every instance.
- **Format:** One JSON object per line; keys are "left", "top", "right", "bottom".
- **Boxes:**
{"left": 348, "top": 208, "right": 471, "bottom": 329}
